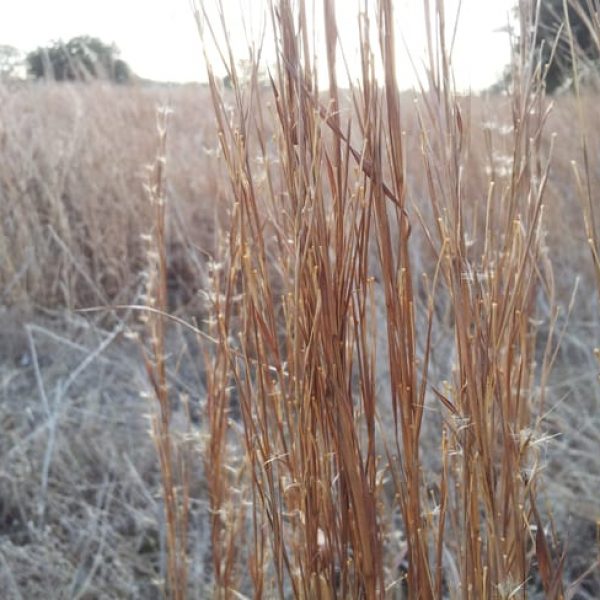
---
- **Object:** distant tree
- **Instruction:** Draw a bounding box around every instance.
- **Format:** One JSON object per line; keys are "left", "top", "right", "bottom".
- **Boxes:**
{"left": 534, "top": 0, "right": 600, "bottom": 92}
{"left": 0, "top": 45, "right": 24, "bottom": 80}
{"left": 26, "top": 36, "right": 132, "bottom": 83}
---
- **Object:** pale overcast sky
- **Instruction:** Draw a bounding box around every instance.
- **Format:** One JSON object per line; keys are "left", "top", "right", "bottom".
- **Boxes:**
{"left": 0, "top": 0, "right": 516, "bottom": 90}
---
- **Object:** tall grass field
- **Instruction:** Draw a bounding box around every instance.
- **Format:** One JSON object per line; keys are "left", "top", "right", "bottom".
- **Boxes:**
{"left": 0, "top": 0, "right": 599, "bottom": 598}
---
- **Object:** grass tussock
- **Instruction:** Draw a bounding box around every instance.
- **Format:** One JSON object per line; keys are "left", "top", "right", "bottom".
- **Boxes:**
{"left": 138, "top": 0, "right": 597, "bottom": 597}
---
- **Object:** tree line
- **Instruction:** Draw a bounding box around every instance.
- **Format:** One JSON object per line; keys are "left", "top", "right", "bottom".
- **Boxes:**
{"left": 0, "top": 1, "right": 599, "bottom": 91}
{"left": 0, "top": 36, "right": 132, "bottom": 83}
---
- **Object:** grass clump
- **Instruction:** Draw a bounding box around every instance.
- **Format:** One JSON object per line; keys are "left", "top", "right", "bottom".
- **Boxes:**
{"left": 140, "top": 0, "right": 592, "bottom": 597}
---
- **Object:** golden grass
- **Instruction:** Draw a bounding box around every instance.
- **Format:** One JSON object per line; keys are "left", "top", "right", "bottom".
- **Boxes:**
{"left": 137, "top": 0, "right": 598, "bottom": 597}
{"left": 1, "top": 1, "right": 599, "bottom": 597}
{"left": 0, "top": 82, "right": 222, "bottom": 313}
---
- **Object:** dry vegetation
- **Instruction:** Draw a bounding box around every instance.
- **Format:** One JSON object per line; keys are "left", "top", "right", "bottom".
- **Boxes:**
{"left": 1, "top": 0, "right": 599, "bottom": 598}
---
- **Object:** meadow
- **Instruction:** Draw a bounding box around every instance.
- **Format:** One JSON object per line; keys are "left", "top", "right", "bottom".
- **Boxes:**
{"left": 0, "top": 1, "right": 599, "bottom": 598}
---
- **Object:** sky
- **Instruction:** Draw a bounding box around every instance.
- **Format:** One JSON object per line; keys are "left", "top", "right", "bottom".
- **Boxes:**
{"left": 0, "top": 0, "right": 517, "bottom": 91}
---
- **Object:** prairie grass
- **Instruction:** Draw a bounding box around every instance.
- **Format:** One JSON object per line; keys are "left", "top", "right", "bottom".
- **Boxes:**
{"left": 0, "top": 82, "right": 221, "bottom": 312}
{"left": 0, "top": 1, "right": 599, "bottom": 598}
{"left": 138, "top": 0, "right": 596, "bottom": 597}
